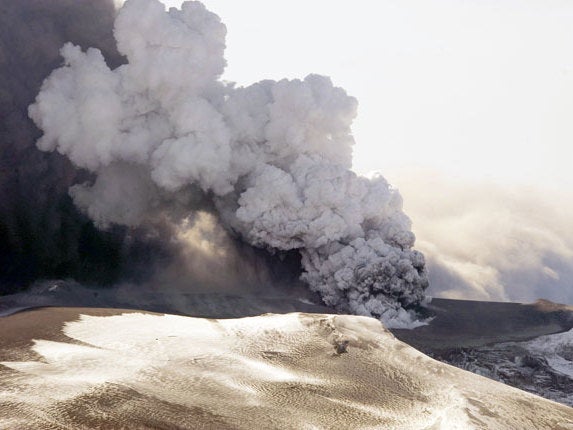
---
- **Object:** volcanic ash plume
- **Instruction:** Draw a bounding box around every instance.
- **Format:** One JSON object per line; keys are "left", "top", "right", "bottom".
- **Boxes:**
{"left": 29, "top": 0, "right": 428, "bottom": 326}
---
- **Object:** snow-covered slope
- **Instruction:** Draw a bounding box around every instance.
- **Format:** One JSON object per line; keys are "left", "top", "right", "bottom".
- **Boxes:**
{"left": 1, "top": 308, "right": 572, "bottom": 429}
{"left": 527, "top": 328, "right": 573, "bottom": 378}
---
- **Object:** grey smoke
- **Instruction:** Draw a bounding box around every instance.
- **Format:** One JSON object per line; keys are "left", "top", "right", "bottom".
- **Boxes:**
{"left": 28, "top": 0, "right": 428, "bottom": 326}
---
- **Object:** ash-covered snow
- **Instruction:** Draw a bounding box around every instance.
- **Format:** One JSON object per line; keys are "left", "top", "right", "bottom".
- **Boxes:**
{"left": 526, "top": 328, "right": 573, "bottom": 379}
{"left": 2, "top": 310, "right": 572, "bottom": 429}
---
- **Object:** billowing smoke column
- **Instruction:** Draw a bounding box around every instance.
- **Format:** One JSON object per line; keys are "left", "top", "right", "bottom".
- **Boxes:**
{"left": 29, "top": 0, "right": 428, "bottom": 325}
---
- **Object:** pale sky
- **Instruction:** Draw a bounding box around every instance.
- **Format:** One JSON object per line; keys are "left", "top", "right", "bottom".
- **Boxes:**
{"left": 160, "top": 0, "right": 573, "bottom": 191}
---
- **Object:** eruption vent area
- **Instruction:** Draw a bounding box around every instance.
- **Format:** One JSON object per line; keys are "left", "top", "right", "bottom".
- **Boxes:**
{"left": 29, "top": 0, "right": 428, "bottom": 326}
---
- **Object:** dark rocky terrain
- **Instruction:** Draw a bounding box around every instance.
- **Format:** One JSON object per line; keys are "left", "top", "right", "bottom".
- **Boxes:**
{"left": 392, "top": 298, "right": 573, "bottom": 405}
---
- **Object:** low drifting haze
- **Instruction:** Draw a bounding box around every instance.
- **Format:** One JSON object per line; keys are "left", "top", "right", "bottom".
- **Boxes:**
{"left": 162, "top": 0, "right": 573, "bottom": 304}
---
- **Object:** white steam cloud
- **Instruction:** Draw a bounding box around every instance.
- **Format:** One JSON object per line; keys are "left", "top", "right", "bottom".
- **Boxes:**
{"left": 394, "top": 170, "right": 573, "bottom": 304}
{"left": 29, "top": 0, "right": 428, "bottom": 326}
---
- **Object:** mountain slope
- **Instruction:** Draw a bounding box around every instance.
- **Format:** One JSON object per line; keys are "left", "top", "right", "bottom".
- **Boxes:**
{"left": 1, "top": 308, "right": 572, "bottom": 429}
